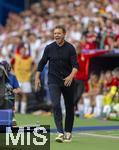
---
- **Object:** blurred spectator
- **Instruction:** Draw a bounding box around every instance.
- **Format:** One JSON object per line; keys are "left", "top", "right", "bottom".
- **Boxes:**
{"left": 102, "top": 69, "right": 119, "bottom": 118}
{"left": 82, "top": 73, "right": 101, "bottom": 118}
{"left": 27, "top": 33, "right": 41, "bottom": 63}
{"left": 0, "top": 0, "right": 119, "bottom": 115}
{"left": 81, "top": 33, "right": 98, "bottom": 51}
{"left": 12, "top": 43, "right": 36, "bottom": 114}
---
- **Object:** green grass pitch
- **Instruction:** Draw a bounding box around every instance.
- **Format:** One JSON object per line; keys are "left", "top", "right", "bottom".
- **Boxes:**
{"left": 14, "top": 114, "right": 119, "bottom": 150}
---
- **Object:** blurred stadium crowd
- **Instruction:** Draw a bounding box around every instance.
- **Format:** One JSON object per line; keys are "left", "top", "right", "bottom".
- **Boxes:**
{"left": 0, "top": 0, "right": 119, "bottom": 119}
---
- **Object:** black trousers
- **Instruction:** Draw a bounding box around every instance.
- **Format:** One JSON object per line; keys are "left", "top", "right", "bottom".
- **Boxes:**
{"left": 49, "top": 83, "right": 74, "bottom": 133}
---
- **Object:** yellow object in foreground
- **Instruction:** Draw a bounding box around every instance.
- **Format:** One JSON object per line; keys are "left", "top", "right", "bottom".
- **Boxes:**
{"left": 103, "top": 86, "right": 117, "bottom": 105}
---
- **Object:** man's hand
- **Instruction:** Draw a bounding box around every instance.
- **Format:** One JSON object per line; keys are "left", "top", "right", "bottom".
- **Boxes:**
{"left": 64, "top": 74, "right": 74, "bottom": 87}
{"left": 64, "top": 68, "right": 78, "bottom": 87}
{"left": 13, "top": 88, "right": 22, "bottom": 94}
{"left": 35, "top": 72, "right": 41, "bottom": 91}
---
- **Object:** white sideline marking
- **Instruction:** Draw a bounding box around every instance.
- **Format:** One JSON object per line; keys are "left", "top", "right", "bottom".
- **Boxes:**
{"left": 78, "top": 132, "right": 119, "bottom": 139}
{"left": 50, "top": 133, "right": 119, "bottom": 142}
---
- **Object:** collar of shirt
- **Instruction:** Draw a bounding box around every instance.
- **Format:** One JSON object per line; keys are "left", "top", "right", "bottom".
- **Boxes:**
{"left": 54, "top": 40, "right": 66, "bottom": 48}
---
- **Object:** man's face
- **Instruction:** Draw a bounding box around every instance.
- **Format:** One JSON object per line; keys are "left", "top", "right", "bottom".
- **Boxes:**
{"left": 54, "top": 28, "right": 65, "bottom": 45}
{"left": 28, "top": 35, "right": 36, "bottom": 43}
{"left": 20, "top": 47, "right": 27, "bottom": 56}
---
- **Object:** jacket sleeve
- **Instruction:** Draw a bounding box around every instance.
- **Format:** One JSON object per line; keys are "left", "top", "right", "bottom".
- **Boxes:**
{"left": 37, "top": 46, "right": 49, "bottom": 72}
{"left": 84, "top": 50, "right": 109, "bottom": 58}
{"left": 70, "top": 46, "right": 79, "bottom": 70}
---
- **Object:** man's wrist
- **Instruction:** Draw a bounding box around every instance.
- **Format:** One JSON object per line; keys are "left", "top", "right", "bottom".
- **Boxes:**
{"left": 36, "top": 71, "right": 40, "bottom": 79}
{"left": 69, "top": 73, "right": 75, "bottom": 79}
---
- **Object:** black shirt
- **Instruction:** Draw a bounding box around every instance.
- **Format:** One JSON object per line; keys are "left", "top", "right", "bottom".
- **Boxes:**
{"left": 38, "top": 41, "right": 79, "bottom": 85}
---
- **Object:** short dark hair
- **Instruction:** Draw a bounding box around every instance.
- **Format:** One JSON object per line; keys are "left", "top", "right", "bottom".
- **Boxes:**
{"left": 27, "top": 32, "right": 36, "bottom": 38}
{"left": 53, "top": 25, "right": 66, "bottom": 33}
